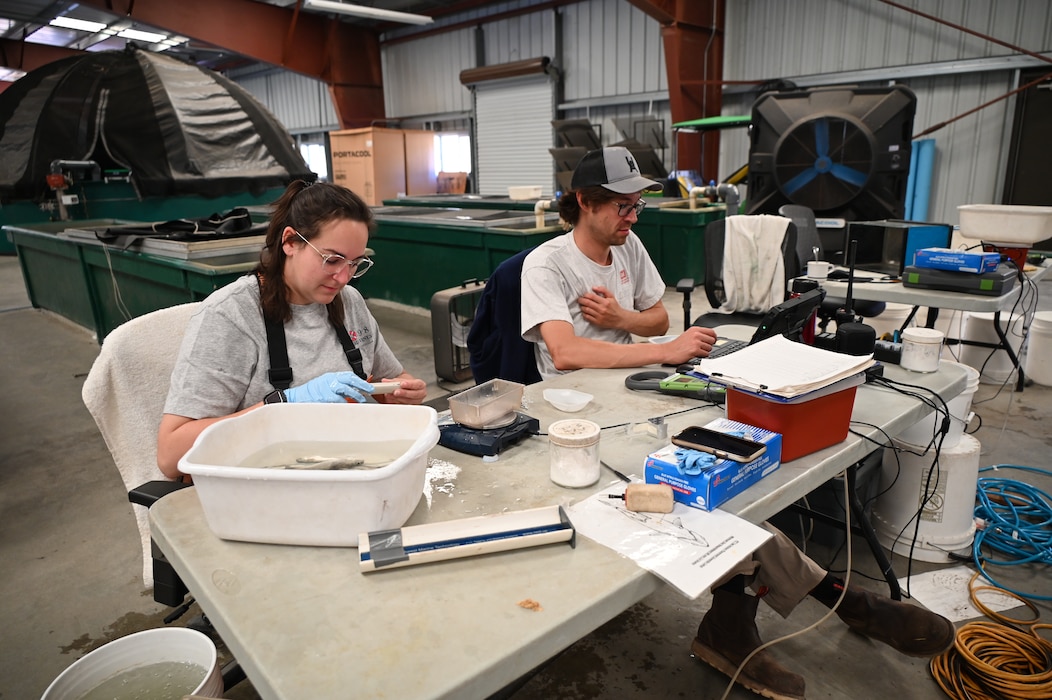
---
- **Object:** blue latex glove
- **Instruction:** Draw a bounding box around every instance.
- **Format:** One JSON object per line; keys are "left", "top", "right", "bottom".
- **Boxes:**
{"left": 674, "top": 448, "right": 717, "bottom": 476}
{"left": 284, "top": 371, "right": 374, "bottom": 404}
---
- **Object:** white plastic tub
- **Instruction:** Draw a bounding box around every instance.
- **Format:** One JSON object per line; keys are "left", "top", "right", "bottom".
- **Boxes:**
{"left": 958, "top": 204, "right": 1052, "bottom": 245}
{"left": 508, "top": 185, "right": 543, "bottom": 200}
{"left": 180, "top": 403, "right": 439, "bottom": 546}
{"left": 42, "top": 628, "right": 222, "bottom": 700}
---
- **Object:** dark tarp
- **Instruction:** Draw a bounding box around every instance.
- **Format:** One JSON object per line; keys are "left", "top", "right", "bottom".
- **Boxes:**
{"left": 0, "top": 45, "right": 314, "bottom": 202}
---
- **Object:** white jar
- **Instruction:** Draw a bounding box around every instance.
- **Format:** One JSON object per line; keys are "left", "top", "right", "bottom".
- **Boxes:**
{"left": 548, "top": 419, "right": 601, "bottom": 488}
{"left": 900, "top": 327, "right": 944, "bottom": 373}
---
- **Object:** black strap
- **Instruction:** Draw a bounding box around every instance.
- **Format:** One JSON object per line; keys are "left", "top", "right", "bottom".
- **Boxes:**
{"left": 263, "top": 311, "right": 294, "bottom": 390}
{"left": 330, "top": 316, "right": 367, "bottom": 381}
{"left": 257, "top": 274, "right": 366, "bottom": 390}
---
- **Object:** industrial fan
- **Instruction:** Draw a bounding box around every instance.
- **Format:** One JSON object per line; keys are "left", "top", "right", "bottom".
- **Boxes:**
{"left": 745, "top": 85, "right": 917, "bottom": 222}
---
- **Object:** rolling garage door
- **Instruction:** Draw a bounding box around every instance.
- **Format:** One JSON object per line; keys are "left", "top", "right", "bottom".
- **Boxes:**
{"left": 474, "top": 74, "right": 555, "bottom": 198}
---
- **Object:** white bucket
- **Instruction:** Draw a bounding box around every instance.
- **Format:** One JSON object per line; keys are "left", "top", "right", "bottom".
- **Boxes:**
{"left": 41, "top": 628, "right": 223, "bottom": 700}
{"left": 959, "top": 311, "right": 1025, "bottom": 384}
{"left": 896, "top": 361, "right": 979, "bottom": 449}
{"left": 1023, "top": 311, "right": 1052, "bottom": 386}
{"left": 867, "top": 302, "right": 915, "bottom": 341}
{"left": 873, "top": 434, "right": 980, "bottom": 563}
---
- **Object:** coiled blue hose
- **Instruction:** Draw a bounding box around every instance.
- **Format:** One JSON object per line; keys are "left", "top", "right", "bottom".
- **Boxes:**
{"left": 972, "top": 464, "right": 1052, "bottom": 601}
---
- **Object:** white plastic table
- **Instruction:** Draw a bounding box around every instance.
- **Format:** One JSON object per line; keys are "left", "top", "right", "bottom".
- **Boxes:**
{"left": 150, "top": 362, "right": 967, "bottom": 700}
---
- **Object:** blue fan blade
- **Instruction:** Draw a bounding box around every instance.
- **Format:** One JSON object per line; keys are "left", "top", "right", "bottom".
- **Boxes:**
{"left": 782, "top": 167, "right": 819, "bottom": 196}
{"left": 814, "top": 119, "right": 829, "bottom": 159}
{"left": 829, "top": 163, "right": 868, "bottom": 187}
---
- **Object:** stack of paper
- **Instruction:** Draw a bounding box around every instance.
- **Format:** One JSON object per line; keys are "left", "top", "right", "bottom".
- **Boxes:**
{"left": 691, "top": 335, "right": 874, "bottom": 398}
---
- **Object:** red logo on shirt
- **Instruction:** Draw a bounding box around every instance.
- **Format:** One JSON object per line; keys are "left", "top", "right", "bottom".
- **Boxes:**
{"left": 620, "top": 269, "right": 630, "bottom": 285}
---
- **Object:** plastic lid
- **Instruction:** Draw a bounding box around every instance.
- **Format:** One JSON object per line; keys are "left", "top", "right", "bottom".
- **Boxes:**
{"left": 548, "top": 419, "right": 601, "bottom": 447}
{"left": 901, "top": 327, "right": 944, "bottom": 343}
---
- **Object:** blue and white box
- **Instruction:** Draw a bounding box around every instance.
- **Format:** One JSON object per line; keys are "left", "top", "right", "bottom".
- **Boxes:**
{"left": 644, "top": 418, "right": 782, "bottom": 511}
{"left": 914, "top": 247, "right": 1000, "bottom": 274}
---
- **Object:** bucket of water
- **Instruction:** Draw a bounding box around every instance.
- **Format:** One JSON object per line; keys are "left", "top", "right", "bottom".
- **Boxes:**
{"left": 41, "top": 627, "right": 222, "bottom": 700}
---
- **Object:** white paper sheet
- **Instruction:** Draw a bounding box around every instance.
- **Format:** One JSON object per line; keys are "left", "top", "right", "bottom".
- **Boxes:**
{"left": 694, "top": 334, "right": 874, "bottom": 397}
{"left": 898, "top": 565, "right": 1022, "bottom": 622}
{"left": 569, "top": 483, "right": 773, "bottom": 599}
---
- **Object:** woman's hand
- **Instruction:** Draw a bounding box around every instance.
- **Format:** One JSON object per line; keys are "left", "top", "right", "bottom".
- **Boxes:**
{"left": 373, "top": 375, "right": 427, "bottom": 405}
{"left": 285, "top": 371, "right": 374, "bottom": 404}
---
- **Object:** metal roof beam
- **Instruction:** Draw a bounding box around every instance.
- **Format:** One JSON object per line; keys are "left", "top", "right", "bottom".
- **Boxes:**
{"left": 79, "top": 0, "right": 384, "bottom": 128}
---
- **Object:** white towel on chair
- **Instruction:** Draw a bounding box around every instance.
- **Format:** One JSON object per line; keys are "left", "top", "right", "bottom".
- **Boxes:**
{"left": 721, "top": 214, "right": 789, "bottom": 313}
{"left": 81, "top": 302, "right": 201, "bottom": 589}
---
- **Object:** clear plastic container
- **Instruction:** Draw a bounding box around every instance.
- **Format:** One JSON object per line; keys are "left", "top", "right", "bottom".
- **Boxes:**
{"left": 548, "top": 419, "right": 601, "bottom": 488}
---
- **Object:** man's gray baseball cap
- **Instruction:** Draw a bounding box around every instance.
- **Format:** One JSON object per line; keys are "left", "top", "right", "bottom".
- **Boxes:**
{"left": 570, "top": 146, "right": 663, "bottom": 194}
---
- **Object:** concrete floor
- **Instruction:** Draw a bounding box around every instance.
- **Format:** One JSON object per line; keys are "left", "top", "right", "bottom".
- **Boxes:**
{"left": 1, "top": 253, "right": 1049, "bottom": 700}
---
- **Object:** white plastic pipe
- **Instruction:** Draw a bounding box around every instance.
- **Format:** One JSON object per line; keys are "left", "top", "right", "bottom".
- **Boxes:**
{"left": 689, "top": 187, "right": 707, "bottom": 210}
{"left": 535, "top": 198, "right": 551, "bottom": 228}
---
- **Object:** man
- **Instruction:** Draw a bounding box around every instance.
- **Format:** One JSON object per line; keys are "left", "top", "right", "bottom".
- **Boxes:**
{"left": 520, "top": 146, "right": 717, "bottom": 378}
{"left": 521, "top": 147, "right": 954, "bottom": 700}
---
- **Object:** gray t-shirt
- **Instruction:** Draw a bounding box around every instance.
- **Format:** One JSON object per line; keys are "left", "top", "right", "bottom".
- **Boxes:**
{"left": 520, "top": 230, "right": 665, "bottom": 379}
{"left": 164, "top": 275, "right": 403, "bottom": 419}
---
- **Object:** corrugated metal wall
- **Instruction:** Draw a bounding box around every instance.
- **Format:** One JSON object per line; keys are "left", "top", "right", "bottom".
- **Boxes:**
{"left": 723, "top": 0, "right": 1052, "bottom": 225}
{"left": 231, "top": 0, "right": 1051, "bottom": 221}
{"left": 381, "top": 0, "right": 671, "bottom": 173}
{"left": 231, "top": 68, "right": 339, "bottom": 135}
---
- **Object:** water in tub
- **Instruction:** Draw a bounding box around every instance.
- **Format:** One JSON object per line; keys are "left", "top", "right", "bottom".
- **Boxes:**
{"left": 239, "top": 439, "right": 416, "bottom": 470}
{"left": 79, "top": 660, "right": 207, "bottom": 700}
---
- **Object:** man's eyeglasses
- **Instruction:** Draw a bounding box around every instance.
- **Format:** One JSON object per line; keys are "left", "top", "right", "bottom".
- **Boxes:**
{"left": 614, "top": 199, "right": 647, "bottom": 218}
{"left": 293, "top": 230, "right": 373, "bottom": 279}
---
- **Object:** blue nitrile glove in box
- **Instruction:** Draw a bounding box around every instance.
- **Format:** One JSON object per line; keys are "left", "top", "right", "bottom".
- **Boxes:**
{"left": 674, "top": 448, "right": 717, "bottom": 476}
{"left": 285, "top": 371, "right": 374, "bottom": 404}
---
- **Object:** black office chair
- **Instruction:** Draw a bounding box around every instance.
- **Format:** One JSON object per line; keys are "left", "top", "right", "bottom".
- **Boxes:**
{"left": 778, "top": 204, "right": 885, "bottom": 330}
{"left": 678, "top": 215, "right": 800, "bottom": 330}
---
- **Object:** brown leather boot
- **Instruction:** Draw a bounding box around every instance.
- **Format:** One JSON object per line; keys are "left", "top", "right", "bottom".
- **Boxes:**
{"left": 691, "top": 588, "right": 806, "bottom": 700}
{"left": 835, "top": 587, "right": 955, "bottom": 657}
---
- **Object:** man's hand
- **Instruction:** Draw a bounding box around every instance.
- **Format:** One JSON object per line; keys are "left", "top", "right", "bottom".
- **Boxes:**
{"left": 661, "top": 326, "right": 718, "bottom": 364}
{"left": 578, "top": 285, "right": 625, "bottom": 329}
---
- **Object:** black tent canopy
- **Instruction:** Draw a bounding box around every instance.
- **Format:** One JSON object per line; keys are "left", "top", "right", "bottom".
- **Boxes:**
{"left": 0, "top": 45, "right": 314, "bottom": 202}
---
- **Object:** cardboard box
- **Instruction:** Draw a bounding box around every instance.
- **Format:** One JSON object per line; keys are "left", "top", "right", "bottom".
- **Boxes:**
{"left": 329, "top": 127, "right": 406, "bottom": 205}
{"left": 913, "top": 247, "right": 1000, "bottom": 274}
{"left": 403, "top": 129, "right": 438, "bottom": 196}
{"left": 726, "top": 384, "right": 858, "bottom": 462}
{"left": 645, "top": 418, "right": 782, "bottom": 511}
{"left": 437, "top": 171, "right": 468, "bottom": 194}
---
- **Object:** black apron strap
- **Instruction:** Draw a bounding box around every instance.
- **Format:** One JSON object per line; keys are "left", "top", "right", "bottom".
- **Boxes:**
{"left": 258, "top": 274, "right": 366, "bottom": 387}
{"left": 330, "top": 313, "right": 367, "bottom": 381}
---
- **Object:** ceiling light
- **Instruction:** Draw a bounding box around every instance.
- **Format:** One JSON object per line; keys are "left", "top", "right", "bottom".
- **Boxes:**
{"left": 117, "top": 28, "right": 168, "bottom": 43}
{"left": 303, "top": 0, "right": 434, "bottom": 26}
{"left": 50, "top": 17, "right": 108, "bottom": 33}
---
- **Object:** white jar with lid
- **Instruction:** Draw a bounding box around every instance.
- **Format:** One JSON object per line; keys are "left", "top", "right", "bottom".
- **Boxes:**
{"left": 548, "top": 419, "right": 601, "bottom": 488}
{"left": 900, "top": 327, "right": 944, "bottom": 372}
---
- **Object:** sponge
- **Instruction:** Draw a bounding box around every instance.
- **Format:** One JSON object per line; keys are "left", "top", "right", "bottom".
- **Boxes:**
{"left": 609, "top": 483, "right": 674, "bottom": 513}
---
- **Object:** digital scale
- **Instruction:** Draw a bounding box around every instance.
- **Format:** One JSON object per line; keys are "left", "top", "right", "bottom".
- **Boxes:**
{"left": 438, "top": 412, "right": 539, "bottom": 457}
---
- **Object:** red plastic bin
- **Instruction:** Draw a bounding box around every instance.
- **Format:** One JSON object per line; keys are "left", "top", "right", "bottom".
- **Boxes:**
{"left": 726, "top": 386, "right": 858, "bottom": 462}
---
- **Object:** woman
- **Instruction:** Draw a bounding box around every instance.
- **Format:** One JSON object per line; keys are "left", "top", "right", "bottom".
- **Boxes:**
{"left": 157, "top": 180, "right": 427, "bottom": 478}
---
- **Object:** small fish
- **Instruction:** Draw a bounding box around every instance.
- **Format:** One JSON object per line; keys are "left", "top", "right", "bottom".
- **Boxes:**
{"left": 260, "top": 456, "right": 392, "bottom": 470}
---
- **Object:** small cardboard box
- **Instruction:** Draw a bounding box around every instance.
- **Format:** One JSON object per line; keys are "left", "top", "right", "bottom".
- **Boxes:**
{"left": 913, "top": 247, "right": 1000, "bottom": 274}
{"left": 645, "top": 418, "right": 782, "bottom": 511}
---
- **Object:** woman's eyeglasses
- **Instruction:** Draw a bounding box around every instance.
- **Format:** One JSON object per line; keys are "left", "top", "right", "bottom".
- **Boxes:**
{"left": 293, "top": 230, "right": 373, "bottom": 279}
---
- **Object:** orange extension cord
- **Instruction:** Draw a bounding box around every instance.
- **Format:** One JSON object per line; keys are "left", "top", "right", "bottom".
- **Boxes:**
{"left": 930, "top": 571, "right": 1052, "bottom": 699}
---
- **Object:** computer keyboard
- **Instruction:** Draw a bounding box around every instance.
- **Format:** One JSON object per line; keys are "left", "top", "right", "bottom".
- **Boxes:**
{"left": 691, "top": 337, "right": 748, "bottom": 364}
